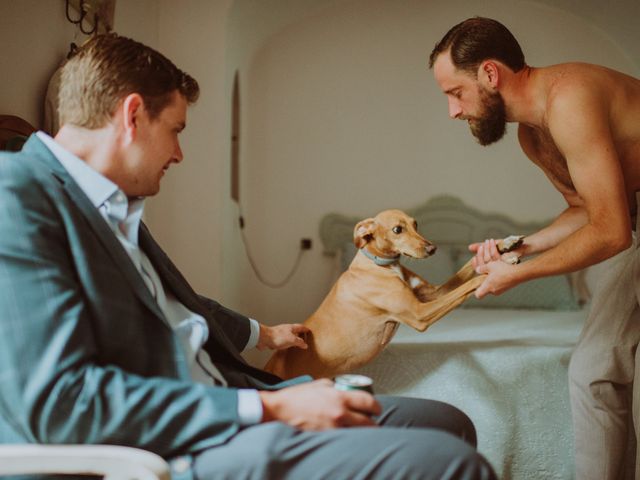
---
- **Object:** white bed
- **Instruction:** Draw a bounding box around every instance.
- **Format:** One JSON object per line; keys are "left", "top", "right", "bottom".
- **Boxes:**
{"left": 319, "top": 195, "right": 588, "bottom": 479}
{"left": 355, "top": 309, "right": 582, "bottom": 479}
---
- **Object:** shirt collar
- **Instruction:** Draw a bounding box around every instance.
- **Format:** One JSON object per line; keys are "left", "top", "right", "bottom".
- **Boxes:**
{"left": 36, "top": 131, "right": 145, "bottom": 244}
{"left": 36, "top": 131, "right": 118, "bottom": 209}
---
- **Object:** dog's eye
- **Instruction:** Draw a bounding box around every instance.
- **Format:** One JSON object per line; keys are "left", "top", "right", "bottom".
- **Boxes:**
{"left": 392, "top": 226, "right": 403, "bottom": 234}
{"left": 413, "top": 221, "right": 418, "bottom": 230}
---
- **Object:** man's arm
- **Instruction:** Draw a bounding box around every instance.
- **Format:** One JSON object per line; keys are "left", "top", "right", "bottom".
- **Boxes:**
{"left": 196, "top": 295, "right": 309, "bottom": 352}
{"left": 196, "top": 294, "right": 254, "bottom": 350}
{"left": 469, "top": 204, "right": 589, "bottom": 261}
{"left": 474, "top": 84, "right": 631, "bottom": 297}
{"left": 518, "top": 205, "right": 590, "bottom": 255}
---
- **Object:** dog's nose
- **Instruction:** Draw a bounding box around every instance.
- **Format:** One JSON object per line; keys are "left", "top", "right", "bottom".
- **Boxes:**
{"left": 425, "top": 244, "right": 437, "bottom": 256}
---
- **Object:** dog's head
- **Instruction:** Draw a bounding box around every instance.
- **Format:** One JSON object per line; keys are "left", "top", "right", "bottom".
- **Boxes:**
{"left": 353, "top": 209, "right": 437, "bottom": 259}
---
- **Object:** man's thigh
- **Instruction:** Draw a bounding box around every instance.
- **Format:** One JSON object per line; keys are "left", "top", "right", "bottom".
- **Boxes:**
{"left": 194, "top": 396, "right": 493, "bottom": 480}
{"left": 375, "top": 395, "right": 477, "bottom": 446}
{"left": 570, "top": 245, "right": 640, "bottom": 386}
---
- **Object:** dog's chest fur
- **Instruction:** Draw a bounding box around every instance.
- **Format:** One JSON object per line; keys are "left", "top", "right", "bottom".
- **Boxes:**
{"left": 390, "top": 263, "right": 421, "bottom": 289}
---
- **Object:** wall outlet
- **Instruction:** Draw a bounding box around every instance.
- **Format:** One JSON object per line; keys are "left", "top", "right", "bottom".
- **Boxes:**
{"left": 300, "top": 238, "right": 312, "bottom": 250}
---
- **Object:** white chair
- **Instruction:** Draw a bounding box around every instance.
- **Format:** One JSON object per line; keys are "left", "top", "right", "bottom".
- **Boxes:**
{"left": 0, "top": 444, "right": 170, "bottom": 480}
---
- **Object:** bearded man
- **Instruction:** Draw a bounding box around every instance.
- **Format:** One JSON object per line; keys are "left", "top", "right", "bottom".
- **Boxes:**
{"left": 430, "top": 16, "right": 640, "bottom": 480}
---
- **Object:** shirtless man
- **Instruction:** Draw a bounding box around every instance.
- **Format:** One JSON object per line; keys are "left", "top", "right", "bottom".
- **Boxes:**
{"left": 429, "top": 17, "right": 640, "bottom": 480}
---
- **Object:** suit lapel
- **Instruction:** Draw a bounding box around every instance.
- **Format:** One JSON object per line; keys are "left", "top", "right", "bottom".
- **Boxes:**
{"left": 23, "top": 136, "right": 168, "bottom": 325}
{"left": 137, "top": 224, "right": 272, "bottom": 374}
{"left": 137, "top": 223, "right": 210, "bottom": 316}
{"left": 138, "top": 225, "right": 240, "bottom": 350}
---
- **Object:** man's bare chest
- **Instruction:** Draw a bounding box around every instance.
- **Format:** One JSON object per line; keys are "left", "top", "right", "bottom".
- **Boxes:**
{"left": 528, "top": 130, "right": 575, "bottom": 192}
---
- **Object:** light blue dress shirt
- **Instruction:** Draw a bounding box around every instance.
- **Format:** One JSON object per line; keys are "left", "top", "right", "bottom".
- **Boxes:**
{"left": 36, "top": 132, "right": 263, "bottom": 425}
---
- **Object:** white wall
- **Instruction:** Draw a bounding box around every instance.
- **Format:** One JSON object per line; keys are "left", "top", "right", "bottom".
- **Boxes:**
{"left": 0, "top": 0, "right": 76, "bottom": 129}
{"left": 113, "top": 0, "right": 158, "bottom": 49}
{"left": 226, "top": 0, "right": 639, "bottom": 354}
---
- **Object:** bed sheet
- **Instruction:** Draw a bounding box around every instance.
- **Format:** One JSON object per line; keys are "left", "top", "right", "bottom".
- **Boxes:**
{"left": 354, "top": 308, "right": 586, "bottom": 480}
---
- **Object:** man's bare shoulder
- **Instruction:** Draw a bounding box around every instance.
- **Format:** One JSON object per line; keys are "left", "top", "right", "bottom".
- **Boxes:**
{"left": 538, "top": 63, "right": 640, "bottom": 149}
{"left": 541, "top": 62, "right": 637, "bottom": 85}
{"left": 544, "top": 64, "right": 603, "bottom": 100}
{"left": 542, "top": 63, "right": 640, "bottom": 116}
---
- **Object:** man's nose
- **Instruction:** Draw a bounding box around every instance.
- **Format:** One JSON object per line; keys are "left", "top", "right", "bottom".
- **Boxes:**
{"left": 174, "top": 143, "right": 184, "bottom": 163}
{"left": 448, "top": 99, "right": 462, "bottom": 119}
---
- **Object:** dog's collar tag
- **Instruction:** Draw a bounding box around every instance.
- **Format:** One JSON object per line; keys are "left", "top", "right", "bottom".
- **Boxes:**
{"left": 360, "top": 248, "right": 400, "bottom": 266}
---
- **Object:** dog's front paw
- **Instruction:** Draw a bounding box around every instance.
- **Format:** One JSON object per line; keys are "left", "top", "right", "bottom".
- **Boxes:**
{"left": 501, "top": 252, "right": 521, "bottom": 265}
{"left": 497, "top": 235, "right": 525, "bottom": 254}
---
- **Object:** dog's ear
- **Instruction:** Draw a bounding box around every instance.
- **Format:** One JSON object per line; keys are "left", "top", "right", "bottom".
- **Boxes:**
{"left": 353, "top": 218, "right": 376, "bottom": 248}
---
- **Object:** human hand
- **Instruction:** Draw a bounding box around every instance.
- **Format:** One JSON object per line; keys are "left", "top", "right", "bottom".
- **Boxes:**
{"left": 257, "top": 323, "right": 310, "bottom": 351}
{"left": 259, "top": 379, "right": 381, "bottom": 430}
{"left": 470, "top": 238, "right": 502, "bottom": 271}
{"left": 470, "top": 239, "right": 521, "bottom": 298}
{"left": 469, "top": 238, "right": 522, "bottom": 266}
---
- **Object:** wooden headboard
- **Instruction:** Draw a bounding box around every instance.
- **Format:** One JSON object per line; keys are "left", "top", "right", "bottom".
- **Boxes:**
{"left": 0, "top": 115, "right": 36, "bottom": 152}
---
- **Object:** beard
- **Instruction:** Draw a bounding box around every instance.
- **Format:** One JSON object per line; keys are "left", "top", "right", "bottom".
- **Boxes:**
{"left": 467, "top": 87, "right": 507, "bottom": 146}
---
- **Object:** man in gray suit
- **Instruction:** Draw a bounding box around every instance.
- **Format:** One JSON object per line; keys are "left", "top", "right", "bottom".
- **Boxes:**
{"left": 0, "top": 34, "right": 495, "bottom": 479}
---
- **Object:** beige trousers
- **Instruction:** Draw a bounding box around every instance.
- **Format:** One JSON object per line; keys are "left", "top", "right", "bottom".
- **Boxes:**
{"left": 568, "top": 193, "right": 640, "bottom": 480}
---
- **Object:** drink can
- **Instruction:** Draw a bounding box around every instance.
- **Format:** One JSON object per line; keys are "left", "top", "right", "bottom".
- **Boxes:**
{"left": 333, "top": 374, "right": 374, "bottom": 394}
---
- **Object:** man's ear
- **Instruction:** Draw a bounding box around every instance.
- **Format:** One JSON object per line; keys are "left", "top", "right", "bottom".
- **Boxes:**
{"left": 353, "top": 218, "right": 376, "bottom": 249}
{"left": 478, "top": 60, "right": 499, "bottom": 89}
{"left": 121, "top": 93, "right": 144, "bottom": 143}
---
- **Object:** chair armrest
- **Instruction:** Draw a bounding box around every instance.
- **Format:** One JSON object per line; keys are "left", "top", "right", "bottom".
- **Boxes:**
{"left": 0, "top": 444, "right": 170, "bottom": 480}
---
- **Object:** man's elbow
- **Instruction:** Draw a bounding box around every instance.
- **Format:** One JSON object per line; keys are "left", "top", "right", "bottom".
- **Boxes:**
{"left": 608, "top": 229, "right": 632, "bottom": 256}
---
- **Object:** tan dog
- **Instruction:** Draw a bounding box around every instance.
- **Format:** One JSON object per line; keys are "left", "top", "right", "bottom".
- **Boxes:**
{"left": 264, "top": 209, "right": 521, "bottom": 380}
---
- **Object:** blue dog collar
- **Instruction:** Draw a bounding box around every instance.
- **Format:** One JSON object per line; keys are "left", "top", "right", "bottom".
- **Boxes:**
{"left": 360, "top": 248, "right": 400, "bottom": 266}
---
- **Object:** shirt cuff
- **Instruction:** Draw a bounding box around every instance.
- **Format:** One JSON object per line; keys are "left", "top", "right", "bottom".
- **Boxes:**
{"left": 245, "top": 318, "right": 260, "bottom": 351}
{"left": 237, "top": 389, "right": 263, "bottom": 426}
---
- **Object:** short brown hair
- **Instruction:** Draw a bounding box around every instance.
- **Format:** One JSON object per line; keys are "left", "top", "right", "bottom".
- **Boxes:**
{"left": 59, "top": 33, "right": 199, "bottom": 128}
{"left": 429, "top": 17, "right": 525, "bottom": 75}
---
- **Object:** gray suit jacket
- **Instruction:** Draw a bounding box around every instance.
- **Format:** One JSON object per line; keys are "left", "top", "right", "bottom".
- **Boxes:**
{"left": 0, "top": 135, "right": 307, "bottom": 462}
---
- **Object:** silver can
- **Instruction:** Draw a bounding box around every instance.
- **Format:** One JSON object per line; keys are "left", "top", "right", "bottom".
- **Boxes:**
{"left": 333, "top": 374, "right": 374, "bottom": 394}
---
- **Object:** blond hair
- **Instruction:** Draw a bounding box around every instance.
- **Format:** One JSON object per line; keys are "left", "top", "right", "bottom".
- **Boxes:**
{"left": 59, "top": 33, "right": 199, "bottom": 128}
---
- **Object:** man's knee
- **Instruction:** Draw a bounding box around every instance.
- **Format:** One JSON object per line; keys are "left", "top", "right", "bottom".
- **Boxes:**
{"left": 377, "top": 396, "right": 477, "bottom": 447}
{"left": 388, "top": 430, "right": 495, "bottom": 480}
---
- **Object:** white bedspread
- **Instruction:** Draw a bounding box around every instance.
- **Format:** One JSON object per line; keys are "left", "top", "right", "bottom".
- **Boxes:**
{"left": 354, "top": 308, "right": 586, "bottom": 480}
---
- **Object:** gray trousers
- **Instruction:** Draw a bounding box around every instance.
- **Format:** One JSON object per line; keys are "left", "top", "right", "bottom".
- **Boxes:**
{"left": 193, "top": 395, "right": 496, "bottom": 480}
{"left": 569, "top": 194, "right": 640, "bottom": 480}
